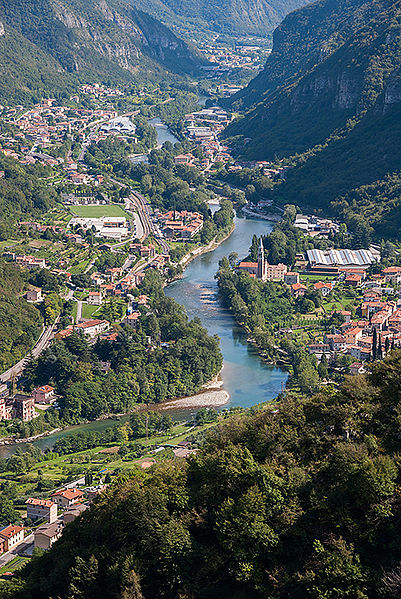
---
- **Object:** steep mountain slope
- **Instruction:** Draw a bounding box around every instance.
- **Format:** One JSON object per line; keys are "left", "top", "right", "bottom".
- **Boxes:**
{"left": 223, "top": 0, "right": 401, "bottom": 240}
{"left": 0, "top": 0, "right": 202, "bottom": 104}
{"left": 133, "top": 0, "right": 309, "bottom": 38}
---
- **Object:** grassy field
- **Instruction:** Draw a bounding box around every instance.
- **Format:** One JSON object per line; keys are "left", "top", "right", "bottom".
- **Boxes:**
{"left": 70, "top": 205, "right": 130, "bottom": 218}
{"left": 81, "top": 303, "right": 101, "bottom": 319}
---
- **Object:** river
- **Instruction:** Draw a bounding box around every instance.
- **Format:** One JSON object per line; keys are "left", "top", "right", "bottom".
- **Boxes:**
{"left": 129, "top": 117, "right": 179, "bottom": 165}
{"left": 0, "top": 124, "right": 287, "bottom": 457}
{"left": 165, "top": 213, "right": 288, "bottom": 418}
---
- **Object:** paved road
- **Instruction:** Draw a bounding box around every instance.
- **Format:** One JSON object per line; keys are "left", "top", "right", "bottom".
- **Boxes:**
{"left": 76, "top": 300, "right": 83, "bottom": 322}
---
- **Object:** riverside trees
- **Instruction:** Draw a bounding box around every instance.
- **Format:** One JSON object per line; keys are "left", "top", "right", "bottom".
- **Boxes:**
{"left": 24, "top": 271, "right": 222, "bottom": 423}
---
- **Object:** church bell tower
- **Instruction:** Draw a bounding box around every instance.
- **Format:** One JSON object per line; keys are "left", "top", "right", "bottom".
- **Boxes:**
{"left": 257, "top": 238, "right": 265, "bottom": 280}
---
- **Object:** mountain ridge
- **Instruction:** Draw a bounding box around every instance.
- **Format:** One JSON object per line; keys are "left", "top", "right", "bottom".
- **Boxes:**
{"left": 0, "top": 0, "right": 202, "bottom": 104}
{"left": 134, "top": 0, "right": 309, "bottom": 38}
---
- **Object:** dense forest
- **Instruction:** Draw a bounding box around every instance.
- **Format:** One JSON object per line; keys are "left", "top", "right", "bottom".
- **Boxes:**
{"left": 0, "top": 261, "right": 43, "bottom": 373}
{"left": 23, "top": 270, "right": 222, "bottom": 422}
{"left": 0, "top": 155, "right": 57, "bottom": 226}
{"left": 6, "top": 349, "right": 401, "bottom": 598}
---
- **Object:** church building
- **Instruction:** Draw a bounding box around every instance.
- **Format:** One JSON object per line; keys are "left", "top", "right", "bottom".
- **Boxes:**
{"left": 237, "top": 239, "right": 288, "bottom": 282}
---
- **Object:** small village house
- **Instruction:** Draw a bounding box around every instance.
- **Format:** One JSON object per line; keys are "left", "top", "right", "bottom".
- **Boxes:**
{"left": 26, "top": 498, "right": 57, "bottom": 523}
{"left": 0, "top": 525, "right": 24, "bottom": 552}
{"left": 33, "top": 385, "right": 55, "bottom": 404}
{"left": 26, "top": 287, "right": 42, "bottom": 302}
{"left": 34, "top": 521, "right": 64, "bottom": 550}
{"left": 51, "top": 488, "right": 84, "bottom": 509}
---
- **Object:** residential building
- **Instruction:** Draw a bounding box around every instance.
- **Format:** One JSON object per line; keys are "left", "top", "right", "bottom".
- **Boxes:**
{"left": 382, "top": 266, "right": 401, "bottom": 285}
{"left": 174, "top": 154, "right": 191, "bottom": 165}
{"left": 12, "top": 394, "right": 35, "bottom": 421}
{"left": 87, "top": 291, "right": 102, "bottom": 305}
{"left": 63, "top": 504, "right": 88, "bottom": 524}
{"left": 32, "top": 385, "right": 55, "bottom": 404}
{"left": 14, "top": 255, "right": 47, "bottom": 270}
{"left": 51, "top": 488, "right": 84, "bottom": 509}
{"left": 0, "top": 525, "right": 24, "bottom": 551}
{"left": 0, "top": 398, "right": 13, "bottom": 421}
{"left": 34, "top": 521, "right": 64, "bottom": 550}
{"left": 350, "top": 363, "right": 366, "bottom": 375}
{"left": 74, "top": 319, "right": 109, "bottom": 338}
{"left": 371, "top": 310, "right": 390, "bottom": 331}
{"left": 265, "top": 263, "right": 288, "bottom": 281}
{"left": 157, "top": 210, "right": 203, "bottom": 240}
{"left": 345, "top": 327, "right": 363, "bottom": 345}
{"left": 345, "top": 274, "right": 363, "bottom": 287}
{"left": 314, "top": 281, "right": 333, "bottom": 296}
{"left": 123, "top": 312, "right": 141, "bottom": 329}
{"left": 26, "top": 287, "right": 42, "bottom": 302}
{"left": 26, "top": 498, "right": 57, "bottom": 523}
{"left": 325, "top": 334, "right": 347, "bottom": 352}
{"left": 291, "top": 283, "right": 307, "bottom": 298}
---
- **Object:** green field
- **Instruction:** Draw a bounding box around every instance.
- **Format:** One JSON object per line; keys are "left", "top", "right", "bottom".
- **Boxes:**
{"left": 70, "top": 204, "right": 130, "bottom": 218}
{"left": 81, "top": 303, "right": 101, "bottom": 319}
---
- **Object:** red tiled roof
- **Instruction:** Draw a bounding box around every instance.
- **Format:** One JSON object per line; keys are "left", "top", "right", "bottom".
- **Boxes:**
{"left": 36, "top": 385, "right": 54, "bottom": 393}
{"left": 51, "top": 488, "right": 83, "bottom": 500}
{"left": 75, "top": 319, "right": 108, "bottom": 329}
{"left": 0, "top": 525, "right": 24, "bottom": 539}
{"left": 26, "top": 498, "right": 54, "bottom": 507}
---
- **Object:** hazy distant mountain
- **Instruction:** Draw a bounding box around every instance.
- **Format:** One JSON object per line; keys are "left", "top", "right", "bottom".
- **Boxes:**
{"left": 135, "top": 0, "right": 309, "bottom": 37}
{"left": 0, "top": 0, "right": 202, "bottom": 104}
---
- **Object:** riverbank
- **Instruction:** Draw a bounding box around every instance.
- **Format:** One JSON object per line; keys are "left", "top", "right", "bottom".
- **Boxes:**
{"left": 179, "top": 224, "right": 235, "bottom": 269}
{"left": 154, "top": 373, "right": 229, "bottom": 411}
{"left": 0, "top": 427, "right": 62, "bottom": 446}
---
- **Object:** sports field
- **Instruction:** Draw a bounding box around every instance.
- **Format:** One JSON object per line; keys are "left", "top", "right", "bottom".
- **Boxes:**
{"left": 70, "top": 204, "right": 130, "bottom": 218}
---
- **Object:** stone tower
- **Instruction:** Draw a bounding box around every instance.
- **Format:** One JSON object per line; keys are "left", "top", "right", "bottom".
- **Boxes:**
{"left": 257, "top": 238, "right": 265, "bottom": 280}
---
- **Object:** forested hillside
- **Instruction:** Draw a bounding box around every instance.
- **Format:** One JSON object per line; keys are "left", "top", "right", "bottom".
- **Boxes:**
{"left": 135, "top": 0, "right": 308, "bottom": 37}
{"left": 0, "top": 262, "right": 43, "bottom": 373}
{"left": 0, "top": 0, "right": 202, "bottom": 104}
{"left": 223, "top": 0, "right": 401, "bottom": 240}
{"left": 6, "top": 350, "right": 401, "bottom": 598}
{"left": 0, "top": 155, "right": 57, "bottom": 225}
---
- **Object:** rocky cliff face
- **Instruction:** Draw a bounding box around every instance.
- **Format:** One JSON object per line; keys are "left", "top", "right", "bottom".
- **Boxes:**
{"left": 222, "top": 0, "right": 401, "bottom": 244}
{"left": 224, "top": 0, "right": 401, "bottom": 159}
{"left": 0, "top": 0, "right": 202, "bottom": 93}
